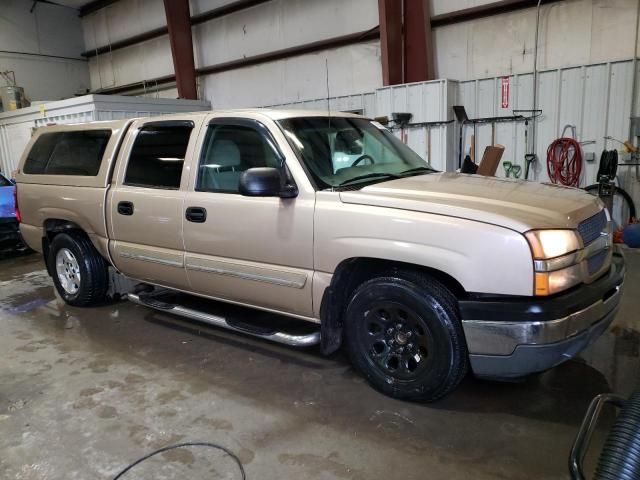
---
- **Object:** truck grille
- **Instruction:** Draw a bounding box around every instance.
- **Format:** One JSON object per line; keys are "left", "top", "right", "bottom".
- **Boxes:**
{"left": 587, "top": 249, "right": 608, "bottom": 275}
{"left": 577, "top": 210, "right": 607, "bottom": 245}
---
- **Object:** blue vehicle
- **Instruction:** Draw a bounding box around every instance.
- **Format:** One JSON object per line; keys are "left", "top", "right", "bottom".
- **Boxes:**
{"left": 0, "top": 172, "right": 21, "bottom": 248}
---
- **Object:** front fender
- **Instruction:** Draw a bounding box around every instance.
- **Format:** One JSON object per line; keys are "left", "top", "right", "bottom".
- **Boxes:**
{"left": 314, "top": 195, "right": 534, "bottom": 297}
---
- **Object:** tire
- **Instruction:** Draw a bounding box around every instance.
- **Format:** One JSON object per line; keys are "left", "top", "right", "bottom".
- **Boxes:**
{"left": 584, "top": 184, "right": 637, "bottom": 224}
{"left": 48, "top": 232, "right": 108, "bottom": 307}
{"left": 344, "top": 270, "right": 468, "bottom": 402}
{"left": 594, "top": 390, "right": 640, "bottom": 480}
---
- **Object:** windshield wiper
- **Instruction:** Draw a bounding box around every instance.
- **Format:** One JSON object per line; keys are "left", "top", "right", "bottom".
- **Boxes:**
{"left": 399, "top": 166, "right": 436, "bottom": 176}
{"left": 338, "top": 172, "right": 401, "bottom": 186}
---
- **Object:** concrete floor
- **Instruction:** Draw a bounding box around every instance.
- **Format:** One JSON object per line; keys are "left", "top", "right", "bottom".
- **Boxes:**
{"left": 1, "top": 250, "right": 639, "bottom": 480}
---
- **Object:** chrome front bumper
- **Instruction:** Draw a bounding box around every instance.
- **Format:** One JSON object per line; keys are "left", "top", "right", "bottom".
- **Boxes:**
{"left": 460, "top": 253, "right": 625, "bottom": 379}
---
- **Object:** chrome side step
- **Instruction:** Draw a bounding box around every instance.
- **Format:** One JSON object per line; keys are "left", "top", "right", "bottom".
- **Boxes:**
{"left": 127, "top": 293, "right": 321, "bottom": 348}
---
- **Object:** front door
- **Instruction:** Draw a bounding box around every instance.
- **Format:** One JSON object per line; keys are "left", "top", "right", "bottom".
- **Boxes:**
{"left": 182, "top": 115, "right": 315, "bottom": 318}
{"left": 108, "top": 118, "right": 203, "bottom": 290}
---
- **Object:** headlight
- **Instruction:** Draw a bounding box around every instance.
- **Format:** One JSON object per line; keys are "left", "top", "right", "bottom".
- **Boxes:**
{"left": 525, "top": 229, "right": 582, "bottom": 296}
{"left": 525, "top": 229, "right": 581, "bottom": 259}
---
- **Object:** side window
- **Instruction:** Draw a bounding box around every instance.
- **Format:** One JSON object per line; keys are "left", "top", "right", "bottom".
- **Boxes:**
{"left": 196, "top": 123, "right": 280, "bottom": 193}
{"left": 23, "top": 130, "right": 111, "bottom": 175}
{"left": 124, "top": 123, "right": 193, "bottom": 189}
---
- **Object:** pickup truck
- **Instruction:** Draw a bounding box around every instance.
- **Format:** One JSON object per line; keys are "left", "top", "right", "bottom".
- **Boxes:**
{"left": 14, "top": 110, "right": 625, "bottom": 402}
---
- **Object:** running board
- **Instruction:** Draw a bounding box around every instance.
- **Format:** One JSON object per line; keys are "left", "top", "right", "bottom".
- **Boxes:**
{"left": 127, "top": 293, "right": 321, "bottom": 348}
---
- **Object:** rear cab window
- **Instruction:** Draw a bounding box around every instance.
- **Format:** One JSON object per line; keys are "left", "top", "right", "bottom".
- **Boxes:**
{"left": 16, "top": 120, "right": 130, "bottom": 188}
{"left": 24, "top": 130, "right": 112, "bottom": 176}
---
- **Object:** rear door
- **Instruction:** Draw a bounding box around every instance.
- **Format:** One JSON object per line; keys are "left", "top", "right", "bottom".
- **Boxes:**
{"left": 107, "top": 117, "right": 204, "bottom": 290}
{"left": 181, "top": 113, "right": 315, "bottom": 317}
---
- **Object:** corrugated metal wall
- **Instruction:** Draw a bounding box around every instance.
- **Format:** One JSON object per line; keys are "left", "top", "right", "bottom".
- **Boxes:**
{"left": 273, "top": 60, "right": 640, "bottom": 210}
{"left": 458, "top": 59, "right": 640, "bottom": 210}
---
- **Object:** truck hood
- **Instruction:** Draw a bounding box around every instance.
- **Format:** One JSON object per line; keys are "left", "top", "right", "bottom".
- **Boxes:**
{"left": 338, "top": 172, "right": 602, "bottom": 232}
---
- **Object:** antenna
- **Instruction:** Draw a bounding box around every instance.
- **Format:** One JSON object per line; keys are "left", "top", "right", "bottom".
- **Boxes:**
{"left": 325, "top": 58, "right": 331, "bottom": 128}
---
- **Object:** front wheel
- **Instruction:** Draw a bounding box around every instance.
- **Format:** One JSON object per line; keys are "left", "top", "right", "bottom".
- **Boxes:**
{"left": 48, "top": 232, "right": 109, "bottom": 306}
{"left": 344, "top": 271, "right": 468, "bottom": 402}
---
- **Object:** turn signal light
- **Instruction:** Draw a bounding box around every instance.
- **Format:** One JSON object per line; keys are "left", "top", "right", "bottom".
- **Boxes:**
{"left": 534, "top": 264, "right": 582, "bottom": 296}
{"left": 13, "top": 185, "right": 21, "bottom": 223}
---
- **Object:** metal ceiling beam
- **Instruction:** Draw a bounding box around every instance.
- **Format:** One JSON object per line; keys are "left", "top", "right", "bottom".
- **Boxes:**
{"left": 163, "top": 0, "right": 197, "bottom": 100}
{"left": 82, "top": 0, "right": 273, "bottom": 58}
{"left": 91, "top": 27, "right": 380, "bottom": 95}
{"left": 378, "top": 0, "right": 403, "bottom": 86}
{"left": 430, "top": 0, "right": 564, "bottom": 28}
{"left": 79, "top": 0, "right": 119, "bottom": 17}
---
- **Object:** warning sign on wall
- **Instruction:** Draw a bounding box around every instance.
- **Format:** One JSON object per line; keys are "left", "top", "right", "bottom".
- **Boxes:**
{"left": 501, "top": 77, "right": 510, "bottom": 109}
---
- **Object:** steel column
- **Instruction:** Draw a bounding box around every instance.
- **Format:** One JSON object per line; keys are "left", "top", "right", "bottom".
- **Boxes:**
{"left": 378, "top": 0, "right": 403, "bottom": 85}
{"left": 163, "top": 0, "right": 198, "bottom": 100}
{"left": 404, "top": 0, "right": 434, "bottom": 82}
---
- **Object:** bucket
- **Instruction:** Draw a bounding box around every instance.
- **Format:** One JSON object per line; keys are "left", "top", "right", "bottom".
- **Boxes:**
{"left": 0, "top": 86, "right": 29, "bottom": 111}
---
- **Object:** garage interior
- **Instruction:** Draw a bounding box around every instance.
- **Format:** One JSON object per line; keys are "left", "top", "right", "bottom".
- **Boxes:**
{"left": 1, "top": 0, "right": 640, "bottom": 479}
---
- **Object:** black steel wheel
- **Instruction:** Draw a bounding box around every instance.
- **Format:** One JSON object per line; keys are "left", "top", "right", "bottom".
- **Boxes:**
{"left": 345, "top": 270, "right": 468, "bottom": 402}
{"left": 359, "top": 303, "right": 434, "bottom": 381}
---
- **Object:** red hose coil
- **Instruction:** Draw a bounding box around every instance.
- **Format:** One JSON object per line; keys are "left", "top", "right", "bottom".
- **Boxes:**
{"left": 546, "top": 137, "right": 582, "bottom": 187}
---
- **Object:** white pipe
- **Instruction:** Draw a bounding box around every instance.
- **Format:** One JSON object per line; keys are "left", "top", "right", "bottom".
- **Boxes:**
{"left": 531, "top": 0, "right": 543, "bottom": 155}
{"left": 631, "top": 0, "right": 640, "bottom": 181}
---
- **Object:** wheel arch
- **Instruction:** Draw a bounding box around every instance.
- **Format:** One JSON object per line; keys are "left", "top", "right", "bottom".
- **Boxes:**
{"left": 319, "top": 257, "right": 467, "bottom": 355}
{"left": 42, "top": 219, "right": 111, "bottom": 274}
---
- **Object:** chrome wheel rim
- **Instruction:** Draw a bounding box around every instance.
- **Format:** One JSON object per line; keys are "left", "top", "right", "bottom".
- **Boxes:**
{"left": 55, "top": 248, "right": 81, "bottom": 295}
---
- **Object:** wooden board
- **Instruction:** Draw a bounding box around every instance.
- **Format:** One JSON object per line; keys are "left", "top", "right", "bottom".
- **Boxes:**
{"left": 477, "top": 144, "right": 505, "bottom": 176}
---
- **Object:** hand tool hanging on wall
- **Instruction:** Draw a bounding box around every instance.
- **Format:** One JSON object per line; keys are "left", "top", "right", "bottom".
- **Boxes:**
{"left": 513, "top": 110, "right": 543, "bottom": 180}
{"left": 524, "top": 118, "right": 536, "bottom": 179}
{"left": 453, "top": 105, "right": 527, "bottom": 170}
{"left": 503, "top": 161, "right": 522, "bottom": 178}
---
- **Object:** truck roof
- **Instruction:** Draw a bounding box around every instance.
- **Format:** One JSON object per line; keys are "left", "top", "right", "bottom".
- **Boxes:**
{"left": 31, "top": 109, "right": 365, "bottom": 133}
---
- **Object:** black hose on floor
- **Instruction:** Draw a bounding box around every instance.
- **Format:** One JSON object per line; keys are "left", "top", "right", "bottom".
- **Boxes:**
{"left": 594, "top": 390, "right": 640, "bottom": 480}
{"left": 112, "top": 442, "right": 246, "bottom": 479}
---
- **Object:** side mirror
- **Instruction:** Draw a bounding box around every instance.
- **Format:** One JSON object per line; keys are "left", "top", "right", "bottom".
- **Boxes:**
{"left": 239, "top": 167, "right": 297, "bottom": 198}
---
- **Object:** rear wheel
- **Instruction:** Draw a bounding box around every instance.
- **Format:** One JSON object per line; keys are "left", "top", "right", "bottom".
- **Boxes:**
{"left": 48, "top": 232, "right": 108, "bottom": 306}
{"left": 344, "top": 271, "right": 468, "bottom": 402}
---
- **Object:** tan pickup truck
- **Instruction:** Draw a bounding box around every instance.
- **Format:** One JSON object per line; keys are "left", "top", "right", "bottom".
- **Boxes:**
{"left": 14, "top": 110, "right": 625, "bottom": 401}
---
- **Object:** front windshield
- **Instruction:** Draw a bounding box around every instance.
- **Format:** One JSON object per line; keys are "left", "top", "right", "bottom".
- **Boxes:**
{"left": 278, "top": 117, "right": 435, "bottom": 189}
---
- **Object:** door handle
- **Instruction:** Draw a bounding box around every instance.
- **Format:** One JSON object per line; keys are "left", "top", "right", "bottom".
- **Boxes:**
{"left": 117, "top": 201, "right": 134, "bottom": 216}
{"left": 185, "top": 206, "right": 207, "bottom": 223}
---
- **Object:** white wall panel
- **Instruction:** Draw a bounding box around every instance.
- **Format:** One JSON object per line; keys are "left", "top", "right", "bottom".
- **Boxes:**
{"left": 433, "top": 0, "right": 639, "bottom": 80}
{"left": 0, "top": 1, "right": 89, "bottom": 103}
{"left": 201, "top": 41, "right": 381, "bottom": 108}
{"left": 82, "top": 0, "right": 166, "bottom": 51}
{"left": 83, "top": 0, "right": 380, "bottom": 100}
{"left": 430, "top": 0, "right": 498, "bottom": 16}
{"left": 457, "top": 60, "right": 640, "bottom": 212}
{"left": 193, "top": 0, "right": 378, "bottom": 67}
{"left": 88, "top": 36, "right": 173, "bottom": 91}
